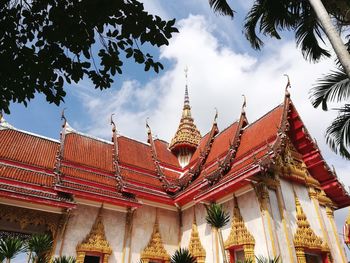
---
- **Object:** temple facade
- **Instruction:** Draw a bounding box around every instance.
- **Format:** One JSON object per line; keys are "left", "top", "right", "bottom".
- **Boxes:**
{"left": 0, "top": 84, "right": 349, "bottom": 263}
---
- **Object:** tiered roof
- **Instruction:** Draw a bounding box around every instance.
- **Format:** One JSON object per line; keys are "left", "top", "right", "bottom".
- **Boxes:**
{"left": 0, "top": 89, "right": 349, "bottom": 211}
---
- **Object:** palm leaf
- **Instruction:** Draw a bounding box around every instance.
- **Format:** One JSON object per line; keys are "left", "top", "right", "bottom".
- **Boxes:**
{"left": 205, "top": 203, "right": 230, "bottom": 229}
{"left": 208, "top": 0, "right": 234, "bottom": 18}
{"left": 295, "top": 2, "right": 330, "bottom": 62}
{"left": 325, "top": 105, "right": 350, "bottom": 159}
{"left": 27, "top": 234, "right": 52, "bottom": 263}
{"left": 170, "top": 248, "right": 195, "bottom": 263}
{"left": 310, "top": 67, "right": 350, "bottom": 110}
{"left": 0, "top": 237, "right": 25, "bottom": 261}
{"left": 52, "top": 256, "right": 76, "bottom": 263}
{"left": 256, "top": 255, "right": 282, "bottom": 263}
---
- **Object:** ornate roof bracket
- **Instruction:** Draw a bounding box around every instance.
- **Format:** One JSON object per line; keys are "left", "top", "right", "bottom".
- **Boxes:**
{"left": 206, "top": 103, "right": 248, "bottom": 185}
{"left": 54, "top": 109, "right": 69, "bottom": 186}
{"left": 146, "top": 121, "right": 179, "bottom": 194}
{"left": 110, "top": 114, "right": 125, "bottom": 192}
{"left": 178, "top": 110, "right": 219, "bottom": 189}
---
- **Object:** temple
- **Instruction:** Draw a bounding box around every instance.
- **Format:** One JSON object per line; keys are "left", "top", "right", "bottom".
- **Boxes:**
{"left": 0, "top": 81, "right": 350, "bottom": 263}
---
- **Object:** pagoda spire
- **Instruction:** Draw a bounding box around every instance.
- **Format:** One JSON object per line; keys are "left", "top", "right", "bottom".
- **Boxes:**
{"left": 169, "top": 68, "right": 201, "bottom": 167}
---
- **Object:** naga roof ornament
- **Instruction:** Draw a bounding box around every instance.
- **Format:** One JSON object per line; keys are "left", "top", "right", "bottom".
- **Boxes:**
{"left": 169, "top": 68, "right": 201, "bottom": 153}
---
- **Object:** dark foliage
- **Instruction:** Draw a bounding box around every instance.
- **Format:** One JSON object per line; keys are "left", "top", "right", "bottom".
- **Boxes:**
{"left": 0, "top": 0, "right": 178, "bottom": 113}
{"left": 244, "top": 0, "right": 330, "bottom": 62}
{"left": 170, "top": 248, "right": 196, "bottom": 263}
{"left": 205, "top": 203, "right": 230, "bottom": 229}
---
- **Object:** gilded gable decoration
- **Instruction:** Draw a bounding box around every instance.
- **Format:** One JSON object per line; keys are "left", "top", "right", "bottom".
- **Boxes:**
{"left": 224, "top": 196, "right": 255, "bottom": 262}
{"left": 293, "top": 194, "right": 330, "bottom": 263}
{"left": 141, "top": 214, "right": 170, "bottom": 263}
{"left": 188, "top": 208, "right": 206, "bottom": 263}
{"left": 76, "top": 208, "right": 112, "bottom": 263}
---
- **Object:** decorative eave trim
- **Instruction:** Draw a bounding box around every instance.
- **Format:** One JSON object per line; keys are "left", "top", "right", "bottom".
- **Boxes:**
{"left": 147, "top": 123, "right": 180, "bottom": 194}
{"left": 178, "top": 114, "right": 219, "bottom": 190}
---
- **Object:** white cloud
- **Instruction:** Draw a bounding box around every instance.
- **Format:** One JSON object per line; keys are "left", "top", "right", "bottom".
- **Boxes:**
{"left": 74, "top": 15, "right": 350, "bottom": 251}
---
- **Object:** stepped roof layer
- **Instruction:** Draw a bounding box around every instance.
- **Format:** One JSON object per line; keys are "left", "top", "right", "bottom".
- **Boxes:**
{"left": 0, "top": 92, "right": 349, "bottom": 210}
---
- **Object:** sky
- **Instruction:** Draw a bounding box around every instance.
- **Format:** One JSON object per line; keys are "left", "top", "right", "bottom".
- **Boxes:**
{"left": 4, "top": 0, "right": 350, "bottom": 260}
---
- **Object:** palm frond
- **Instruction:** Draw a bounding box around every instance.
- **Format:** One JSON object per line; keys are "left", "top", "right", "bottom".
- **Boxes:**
{"left": 52, "top": 256, "right": 76, "bottom": 263}
{"left": 326, "top": 105, "right": 350, "bottom": 159}
{"left": 0, "top": 237, "right": 25, "bottom": 261}
{"left": 310, "top": 67, "right": 350, "bottom": 110}
{"left": 170, "top": 248, "right": 196, "bottom": 263}
{"left": 256, "top": 255, "right": 282, "bottom": 263}
{"left": 205, "top": 203, "right": 230, "bottom": 229}
{"left": 27, "top": 233, "right": 53, "bottom": 263}
{"left": 208, "top": 0, "right": 234, "bottom": 18}
{"left": 295, "top": 3, "right": 330, "bottom": 62}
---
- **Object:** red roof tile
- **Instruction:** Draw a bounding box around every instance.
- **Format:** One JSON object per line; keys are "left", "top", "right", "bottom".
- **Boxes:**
{"left": 118, "top": 136, "right": 155, "bottom": 171}
{"left": 61, "top": 166, "right": 116, "bottom": 187}
{"left": 63, "top": 133, "right": 114, "bottom": 172}
{"left": 0, "top": 164, "right": 54, "bottom": 187}
{"left": 236, "top": 105, "right": 283, "bottom": 158}
{"left": 0, "top": 129, "right": 58, "bottom": 169}
{"left": 121, "top": 168, "right": 163, "bottom": 188}
{"left": 154, "top": 140, "right": 179, "bottom": 167}
{"left": 206, "top": 122, "right": 239, "bottom": 164}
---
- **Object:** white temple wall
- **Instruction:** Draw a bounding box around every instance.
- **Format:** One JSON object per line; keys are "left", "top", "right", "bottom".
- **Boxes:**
{"left": 56, "top": 204, "right": 127, "bottom": 263}
{"left": 129, "top": 205, "right": 156, "bottom": 263}
{"left": 130, "top": 205, "right": 179, "bottom": 263}
{"left": 294, "top": 184, "right": 323, "bottom": 238}
{"left": 181, "top": 204, "right": 216, "bottom": 263}
{"left": 320, "top": 206, "right": 344, "bottom": 263}
{"left": 268, "top": 189, "right": 287, "bottom": 261}
{"left": 103, "top": 208, "right": 126, "bottom": 262}
{"left": 237, "top": 189, "right": 269, "bottom": 258}
{"left": 58, "top": 204, "right": 99, "bottom": 258}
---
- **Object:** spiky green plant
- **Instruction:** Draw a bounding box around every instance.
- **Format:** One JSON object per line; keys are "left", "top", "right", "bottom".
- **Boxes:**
{"left": 27, "top": 234, "right": 53, "bottom": 263}
{"left": 170, "top": 248, "right": 195, "bottom": 263}
{"left": 256, "top": 255, "right": 282, "bottom": 263}
{"left": 237, "top": 259, "right": 253, "bottom": 263}
{"left": 51, "top": 256, "right": 76, "bottom": 263}
{"left": 310, "top": 67, "right": 350, "bottom": 159}
{"left": 205, "top": 203, "right": 230, "bottom": 263}
{"left": 0, "top": 237, "right": 25, "bottom": 263}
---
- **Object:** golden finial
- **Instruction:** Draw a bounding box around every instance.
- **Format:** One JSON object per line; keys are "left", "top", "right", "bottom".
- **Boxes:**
{"left": 0, "top": 110, "right": 3, "bottom": 122}
{"left": 110, "top": 113, "right": 116, "bottom": 133}
{"left": 284, "top": 74, "right": 291, "bottom": 96}
{"left": 61, "top": 108, "right": 67, "bottom": 128}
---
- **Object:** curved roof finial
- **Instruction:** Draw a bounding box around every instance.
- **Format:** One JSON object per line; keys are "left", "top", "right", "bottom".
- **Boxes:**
{"left": 146, "top": 117, "right": 151, "bottom": 133}
{"left": 241, "top": 94, "right": 247, "bottom": 113}
{"left": 110, "top": 113, "right": 116, "bottom": 133}
{"left": 61, "top": 108, "right": 67, "bottom": 128}
{"left": 284, "top": 74, "right": 291, "bottom": 97}
{"left": 214, "top": 107, "right": 218, "bottom": 124}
